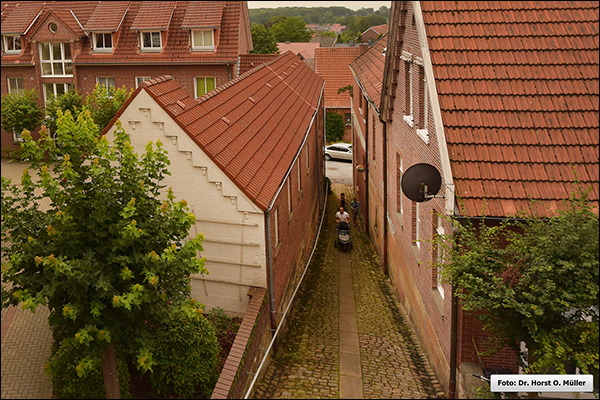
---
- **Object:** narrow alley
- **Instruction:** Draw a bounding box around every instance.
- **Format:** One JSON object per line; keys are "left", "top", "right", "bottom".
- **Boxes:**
{"left": 254, "top": 184, "right": 445, "bottom": 399}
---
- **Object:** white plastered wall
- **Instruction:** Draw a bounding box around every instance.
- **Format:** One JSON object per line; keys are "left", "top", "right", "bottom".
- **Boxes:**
{"left": 105, "top": 90, "right": 267, "bottom": 316}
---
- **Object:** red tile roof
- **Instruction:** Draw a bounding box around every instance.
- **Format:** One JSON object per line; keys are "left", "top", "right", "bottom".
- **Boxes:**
{"left": 364, "top": 24, "right": 389, "bottom": 36}
{"left": 1, "top": 2, "right": 43, "bottom": 34}
{"left": 74, "top": 1, "right": 244, "bottom": 64}
{"left": 130, "top": 1, "right": 176, "bottom": 31}
{"left": 420, "top": 1, "right": 599, "bottom": 217}
{"left": 349, "top": 34, "right": 387, "bottom": 113}
{"left": 238, "top": 53, "right": 281, "bottom": 75}
{"left": 181, "top": 1, "right": 224, "bottom": 29}
{"left": 315, "top": 47, "right": 360, "bottom": 109}
{"left": 1, "top": 1, "right": 246, "bottom": 65}
{"left": 84, "top": 1, "right": 130, "bottom": 32}
{"left": 115, "top": 51, "right": 324, "bottom": 211}
{"left": 277, "top": 42, "right": 319, "bottom": 59}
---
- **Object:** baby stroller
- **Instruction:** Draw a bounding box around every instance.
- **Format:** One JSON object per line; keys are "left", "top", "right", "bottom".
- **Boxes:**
{"left": 335, "top": 221, "right": 352, "bottom": 252}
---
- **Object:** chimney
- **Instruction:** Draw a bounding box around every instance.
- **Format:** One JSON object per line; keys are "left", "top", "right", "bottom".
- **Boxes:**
{"left": 349, "top": 39, "right": 354, "bottom": 46}
{"left": 285, "top": 41, "right": 290, "bottom": 44}
{"left": 359, "top": 43, "right": 368, "bottom": 55}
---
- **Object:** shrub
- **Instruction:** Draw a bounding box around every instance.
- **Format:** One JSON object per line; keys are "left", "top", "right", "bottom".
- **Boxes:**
{"left": 325, "top": 112, "right": 345, "bottom": 143}
{"left": 46, "top": 337, "right": 131, "bottom": 399}
{"left": 150, "top": 310, "right": 219, "bottom": 398}
{"left": 85, "top": 84, "right": 133, "bottom": 130}
{"left": 1, "top": 89, "right": 44, "bottom": 141}
{"left": 44, "top": 90, "right": 85, "bottom": 134}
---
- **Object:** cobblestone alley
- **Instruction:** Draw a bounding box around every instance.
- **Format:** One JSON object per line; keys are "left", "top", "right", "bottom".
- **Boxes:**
{"left": 253, "top": 184, "right": 445, "bottom": 399}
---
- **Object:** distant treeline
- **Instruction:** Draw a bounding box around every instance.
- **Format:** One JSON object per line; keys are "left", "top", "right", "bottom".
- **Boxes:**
{"left": 249, "top": 5, "right": 390, "bottom": 26}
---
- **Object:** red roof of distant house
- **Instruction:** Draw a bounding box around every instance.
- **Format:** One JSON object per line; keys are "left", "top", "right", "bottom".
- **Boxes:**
{"left": 84, "top": 1, "right": 130, "bottom": 32}
{"left": 363, "top": 24, "right": 388, "bottom": 36}
{"left": 349, "top": 35, "right": 387, "bottom": 113}
{"left": 111, "top": 51, "right": 324, "bottom": 211}
{"left": 130, "top": 1, "right": 176, "bottom": 31}
{"left": 277, "top": 42, "right": 320, "bottom": 59}
{"left": 1, "top": 1, "right": 246, "bottom": 66}
{"left": 181, "top": 1, "right": 224, "bottom": 28}
{"left": 315, "top": 47, "right": 361, "bottom": 109}
{"left": 238, "top": 53, "right": 281, "bottom": 75}
{"left": 420, "top": 1, "right": 599, "bottom": 217}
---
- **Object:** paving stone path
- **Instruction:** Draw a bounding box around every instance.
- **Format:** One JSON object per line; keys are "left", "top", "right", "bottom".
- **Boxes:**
{"left": 254, "top": 184, "right": 445, "bottom": 399}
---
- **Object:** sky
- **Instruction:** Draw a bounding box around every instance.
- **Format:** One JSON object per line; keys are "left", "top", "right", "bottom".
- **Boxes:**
{"left": 248, "top": 1, "right": 391, "bottom": 11}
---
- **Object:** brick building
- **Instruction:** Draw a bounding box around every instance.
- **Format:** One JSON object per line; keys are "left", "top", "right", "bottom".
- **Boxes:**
{"left": 355, "top": 1, "right": 599, "bottom": 397}
{"left": 104, "top": 51, "right": 325, "bottom": 326}
{"left": 1, "top": 0, "right": 252, "bottom": 149}
{"left": 349, "top": 34, "right": 388, "bottom": 252}
{"left": 360, "top": 24, "right": 388, "bottom": 44}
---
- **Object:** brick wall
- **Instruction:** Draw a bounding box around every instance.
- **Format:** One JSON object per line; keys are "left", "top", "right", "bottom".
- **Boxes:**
{"left": 267, "top": 107, "right": 324, "bottom": 314}
{"left": 74, "top": 64, "right": 233, "bottom": 97}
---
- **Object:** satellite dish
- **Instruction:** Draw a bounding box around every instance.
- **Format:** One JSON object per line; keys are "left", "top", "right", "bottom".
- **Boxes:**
{"left": 401, "top": 163, "right": 442, "bottom": 202}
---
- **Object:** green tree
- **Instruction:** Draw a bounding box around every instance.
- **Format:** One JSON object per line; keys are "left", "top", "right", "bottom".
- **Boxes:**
{"left": 250, "top": 23, "right": 279, "bottom": 54}
{"left": 437, "top": 186, "right": 599, "bottom": 376}
{"left": 270, "top": 16, "right": 312, "bottom": 43}
{"left": 265, "top": 15, "right": 288, "bottom": 29}
{"left": 1, "top": 89, "right": 44, "bottom": 141}
{"left": 325, "top": 112, "right": 345, "bottom": 143}
{"left": 44, "top": 89, "right": 84, "bottom": 135}
{"left": 1, "top": 110, "right": 208, "bottom": 398}
{"left": 85, "top": 84, "right": 133, "bottom": 130}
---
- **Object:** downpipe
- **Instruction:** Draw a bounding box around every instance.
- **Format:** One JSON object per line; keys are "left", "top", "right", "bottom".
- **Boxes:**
{"left": 265, "top": 209, "right": 278, "bottom": 352}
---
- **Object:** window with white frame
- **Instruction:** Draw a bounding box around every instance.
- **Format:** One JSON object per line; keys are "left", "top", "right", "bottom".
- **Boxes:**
{"left": 412, "top": 201, "right": 420, "bottom": 247}
{"left": 306, "top": 143, "right": 310, "bottom": 174}
{"left": 416, "top": 65, "right": 429, "bottom": 144}
{"left": 396, "top": 153, "right": 403, "bottom": 214}
{"left": 96, "top": 76, "right": 115, "bottom": 88}
{"left": 3, "top": 35, "right": 22, "bottom": 53}
{"left": 191, "top": 30, "right": 214, "bottom": 51}
{"left": 194, "top": 76, "right": 216, "bottom": 98}
{"left": 287, "top": 179, "right": 293, "bottom": 213}
{"left": 274, "top": 208, "right": 279, "bottom": 246}
{"left": 403, "top": 60, "right": 413, "bottom": 126}
{"left": 434, "top": 214, "right": 445, "bottom": 298}
{"left": 140, "top": 31, "right": 161, "bottom": 50}
{"left": 135, "top": 76, "right": 151, "bottom": 88}
{"left": 7, "top": 77, "right": 24, "bottom": 95}
{"left": 297, "top": 162, "right": 302, "bottom": 192}
{"left": 40, "top": 42, "right": 72, "bottom": 76}
{"left": 43, "top": 82, "right": 73, "bottom": 103}
{"left": 93, "top": 32, "right": 113, "bottom": 51}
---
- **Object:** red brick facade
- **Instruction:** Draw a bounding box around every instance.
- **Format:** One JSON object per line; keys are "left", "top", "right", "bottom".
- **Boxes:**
{"left": 1, "top": 1, "right": 252, "bottom": 152}
{"left": 267, "top": 101, "right": 325, "bottom": 314}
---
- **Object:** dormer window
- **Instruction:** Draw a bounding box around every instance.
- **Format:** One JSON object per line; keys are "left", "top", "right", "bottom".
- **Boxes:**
{"left": 141, "top": 31, "right": 161, "bottom": 51}
{"left": 191, "top": 30, "right": 214, "bottom": 51}
{"left": 93, "top": 32, "right": 113, "bottom": 51}
{"left": 3, "top": 35, "right": 22, "bottom": 54}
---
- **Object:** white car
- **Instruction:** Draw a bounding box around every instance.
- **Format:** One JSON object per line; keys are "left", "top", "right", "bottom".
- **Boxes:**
{"left": 325, "top": 143, "right": 353, "bottom": 161}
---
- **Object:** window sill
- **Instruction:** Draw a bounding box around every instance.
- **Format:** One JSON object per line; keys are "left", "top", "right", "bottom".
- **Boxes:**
{"left": 140, "top": 48, "right": 161, "bottom": 53}
{"left": 191, "top": 47, "right": 215, "bottom": 52}
{"left": 416, "top": 128, "right": 429, "bottom": 144}
{"left": 41, "top": 74, "right": 74, "bottom": 78}
{"left": 431, "top": 287, "right": 445, "bottom": 316}
{"left": 92, "top": 48, "right": 113, "bottom": 53}
{"left": 403, "top": 115, "right": 413, "bottom": 127}
{"left": 4, "top": 50, "right": 21, "bottom": 55}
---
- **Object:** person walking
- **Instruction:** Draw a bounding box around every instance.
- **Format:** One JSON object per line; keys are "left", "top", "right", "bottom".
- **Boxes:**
{"left": 340, "top": 193, "right": 346, "bottom": 210}
{"left": 335, "top": 206, "right": 350, "bottom": 230}
{"left": 350, "top": 199, "right": 360, "bottom": 227}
